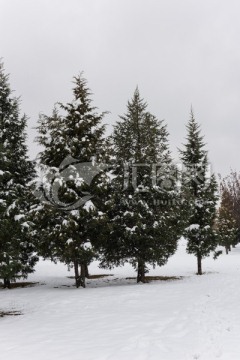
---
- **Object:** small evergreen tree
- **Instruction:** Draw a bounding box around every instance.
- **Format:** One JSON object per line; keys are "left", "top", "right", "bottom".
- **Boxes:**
{"left": 179, "top": 110, "right": 219, "bottom": 275}
{"left": 220, "top": 171, "right": 240, "bottom": 244}
{"left": 216, "top": 186, "right": 238, "bottom": 254}
{"left": 99, "top": 88, "right": 185, "bottom": 282}
{"left": 31, "top": 74, "right": 107, "bottom": 288}
{"left": 0, "top": 61, "right": 37, "bottom": 287}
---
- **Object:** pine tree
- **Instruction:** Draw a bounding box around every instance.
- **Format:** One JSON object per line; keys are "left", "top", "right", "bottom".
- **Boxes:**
{"left": 220, "top": 171, "right": 240, "bottom": 244}
{"left": 99, "top": 88, "right": 185, "bottom": 282}
{"left": 0, "top": 61, "right": 37, "bottom": 288}
{"left": 179, "top": 110, "right": 219, "bottom": 275}
{"left": 31, "top": 74, "right": 107, "bottom": 288}
{"left": 216, "top": 186, "right": 238, "bottom": 254}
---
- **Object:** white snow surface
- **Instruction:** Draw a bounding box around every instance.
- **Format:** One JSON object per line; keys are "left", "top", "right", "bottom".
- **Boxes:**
{"left": 1, "top": 239, "right": 240, "bottom": 360}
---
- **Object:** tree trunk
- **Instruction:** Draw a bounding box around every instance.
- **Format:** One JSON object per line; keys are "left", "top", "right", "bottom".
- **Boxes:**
{"left": 80, "top": 263, "right": 86, "bottom": 288}
{"left": 137, "top": 259, "right": 146, "bottom": 283}
{"left": 3, "top": 278, "right": 11, "bottom": 289}
{"left": 74, "top": 260, "right": 80, "bottom": 288}
{"left": 84, "top": 263, "right": 90, "bottom": 278}
{"left": 225, "top": 246, "right": 229, "bottom": 255}
{"left": 197, "top": 254, "right": 202, "bottom": 275}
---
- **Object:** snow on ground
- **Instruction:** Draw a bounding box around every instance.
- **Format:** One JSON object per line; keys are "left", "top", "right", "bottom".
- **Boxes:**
{"left": 1, "top": 240, "right": 240, "bottom": 360}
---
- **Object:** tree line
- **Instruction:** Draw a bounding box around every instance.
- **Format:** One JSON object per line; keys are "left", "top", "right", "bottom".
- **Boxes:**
{"left": 0, "top": 61, "right": 238, "bottom": 288}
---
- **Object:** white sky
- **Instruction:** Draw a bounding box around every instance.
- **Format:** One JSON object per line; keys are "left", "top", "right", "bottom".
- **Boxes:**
{"left": 1, "top": 0, "right": 240, "bottom": 177}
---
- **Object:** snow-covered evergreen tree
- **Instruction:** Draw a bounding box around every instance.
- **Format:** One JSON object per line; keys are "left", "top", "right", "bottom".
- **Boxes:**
{"left": 180, "top": 110, "right": 218, "bottom": 275}
{"left": 220, "top": 171, "right": 240, "bottom": 244}
{"left": 32, "top": 74, "right": 107, "bottom": 288}
{"left": 100, "top": 88, "right": 185, "bottom": 282}
{"left": 0, "top": 61, "right": 37, "bottom": 288}
{"left": 216, "top": 186, "right": 238, "bottom": 254}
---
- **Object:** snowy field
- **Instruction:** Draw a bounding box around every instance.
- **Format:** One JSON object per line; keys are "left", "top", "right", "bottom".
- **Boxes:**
{"left": 1, "top": 240, "right": 240, "bottom": 360}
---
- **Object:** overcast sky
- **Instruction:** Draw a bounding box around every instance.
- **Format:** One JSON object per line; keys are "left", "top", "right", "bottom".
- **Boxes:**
{"left": 1, "top": 0, "right": 240, "bottom": 177}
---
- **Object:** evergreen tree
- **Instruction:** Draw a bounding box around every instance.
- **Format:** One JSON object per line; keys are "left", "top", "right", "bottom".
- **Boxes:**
{"left": 179, "top": 110, "right": 219, "bottom": 275}
{"left": 216, "top": 186, "right": 238, "bottom": 254}
{"left": 99, "top": 88, "right": 185, "bottom": 282}
{"left": 31, "top": 74, "right": 107, "bottom": 288}
{"left": 220, "top": 171, "right": 240, "bottom": 244}
{"left": 0, "top": 61, "right": 37, "bottom": 288}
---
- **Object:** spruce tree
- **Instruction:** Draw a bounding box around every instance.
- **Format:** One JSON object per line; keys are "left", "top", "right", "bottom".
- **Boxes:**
{"left": 180, "top": 110, "right": 218, "bottom": 275}
{"left": 216, "top": 186, "right": 238, "bottom": 254}
{"left": 100, "top": 88, "right": 185, "bottom": 282}
{"left": 0, "top": 61, "right": 37, "bottom": 287}
{"left": 220, "top": 171, "right": 240, "bottom": 244}
{"left": 32, "top": 74, "right": 107, "bottom": 288}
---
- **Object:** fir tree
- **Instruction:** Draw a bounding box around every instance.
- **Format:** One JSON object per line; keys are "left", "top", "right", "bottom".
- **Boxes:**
{"left": 179, "top": 110, "right": 219, "bottom": 275}
{"left": 0, "top": 61, "right": 37, "bottom": 288}
{"left": 220, "top": 171, "right": 240, "bottom": 244}
{"left": 216, "top": 186, "right": 238, "bottom": 254}
{"left": 100, "top": 88, "right": 185, "bottom": 282}
{"left": 31, "top": 74, "right": 107, "bottom": 288}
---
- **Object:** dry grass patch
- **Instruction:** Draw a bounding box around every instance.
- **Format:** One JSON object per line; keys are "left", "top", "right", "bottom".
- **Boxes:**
{"left": 67, "top": 274, "right": 114, "bottom": 280}
{"left": 0, "top": 311, "right": 22, "bottom": 317}
{"left": 0, "top": 282, "right": 39, "bottom": 289}
{"left": 126, "top": 276, "right": 183, "bottom": 282}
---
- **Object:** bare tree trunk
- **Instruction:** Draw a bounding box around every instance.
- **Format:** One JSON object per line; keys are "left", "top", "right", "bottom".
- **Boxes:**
{"left": 74, "top": 260, "right": 80, "bottom": 288}
{"left": 137, "top": 259, "right": 146, "bottom": 283}
{"left": 84, "top": 263, "right": 90, "bottom": 278}
{"left": 225, "top": 246, "right": 229, "bottom": 255}
{"left": 3, "top": 278, "right": 11, "bottom": 289}
{"left": 80, "top": 263, "right": 86, "bottom": 288}
{"left": 197, "top": 254, "right": 202, "bottom": 275}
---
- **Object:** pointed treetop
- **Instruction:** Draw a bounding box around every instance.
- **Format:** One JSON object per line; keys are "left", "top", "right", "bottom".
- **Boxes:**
{"left": 180, "top": 108, "right": 207, "bottom": 166}
{"left": 37, "top": 72, "right": 106, "bottom": 166}
{"left": 72, "top": 72, "right": 92, "bottom": 106}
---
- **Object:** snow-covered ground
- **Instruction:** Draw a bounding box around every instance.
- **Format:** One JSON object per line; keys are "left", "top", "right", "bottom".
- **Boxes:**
{"left": 1, "top": 240, "right": 240, "bottom": 360}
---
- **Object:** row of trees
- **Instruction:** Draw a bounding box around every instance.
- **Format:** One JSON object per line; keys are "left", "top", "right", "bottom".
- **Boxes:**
{"left": 0, "top": 61, "right": 237, "bottom": 288}
{"left": 217, "top": 172, "right": 240, "bottom": 254}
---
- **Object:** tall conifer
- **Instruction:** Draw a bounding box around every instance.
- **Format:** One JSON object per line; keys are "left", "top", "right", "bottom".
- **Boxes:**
{"left": 180, "top": 110, "right": 218, "bottom": 274}
{"left": 0, "top": 61, "right": 37, "bottom": 287}
{"left": 32, "top": 74, "right": 107, "bottom": 288}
